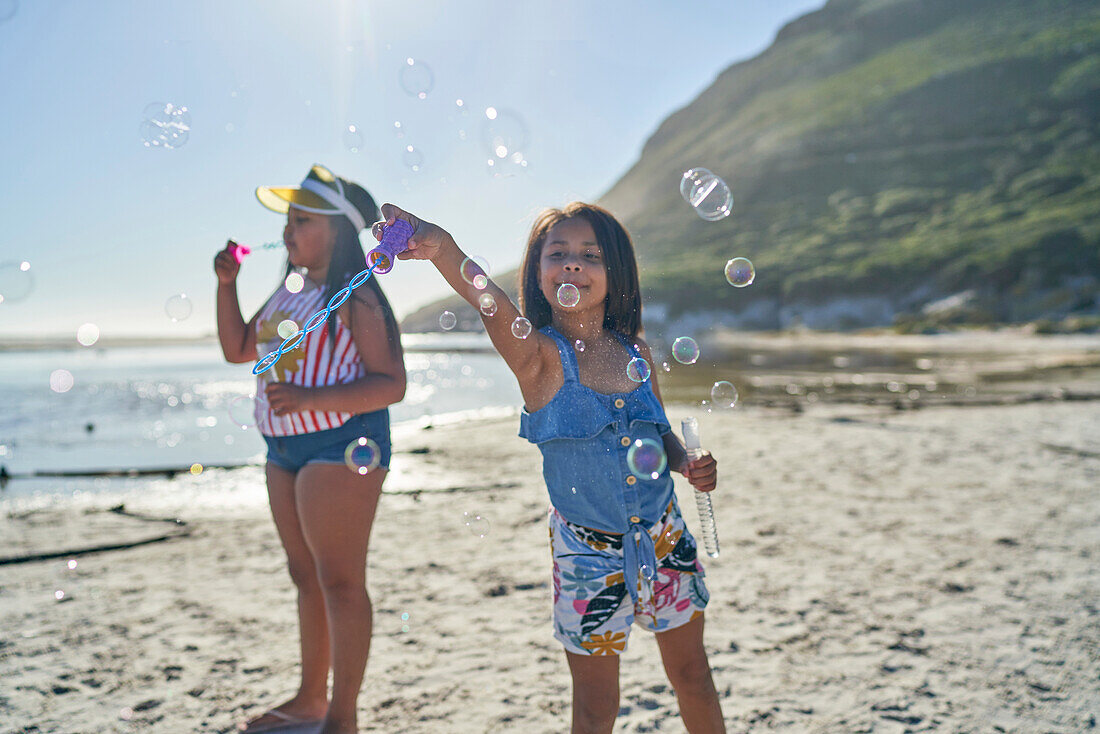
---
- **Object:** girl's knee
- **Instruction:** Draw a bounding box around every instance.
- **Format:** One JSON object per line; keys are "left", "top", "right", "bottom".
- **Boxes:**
{"left": 286, "top": 560, "right": 319, "bottom": 590}
{"left": 666, "top": 656, "right": 715, "bottom": 695}
{"left": 573, "top": 694, "right": 618, "bottom": 733}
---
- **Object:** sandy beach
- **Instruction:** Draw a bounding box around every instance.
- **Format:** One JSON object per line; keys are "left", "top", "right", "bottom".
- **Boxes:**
{"left": 2, "top": 394, "right": 1099, "bottom": 733}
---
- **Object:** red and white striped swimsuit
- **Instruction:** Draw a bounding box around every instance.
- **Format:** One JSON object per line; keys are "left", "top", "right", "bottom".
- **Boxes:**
{"left": 253, "top": 278, "right": 366, "bottom": 436}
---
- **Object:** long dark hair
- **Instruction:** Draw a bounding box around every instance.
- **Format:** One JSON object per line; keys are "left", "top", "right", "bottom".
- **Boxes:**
{"left": 282, "top": 178, "right": 402, "bottom": 360}
{"left": 518, "top": 202, "right": 642, "bottom": 338}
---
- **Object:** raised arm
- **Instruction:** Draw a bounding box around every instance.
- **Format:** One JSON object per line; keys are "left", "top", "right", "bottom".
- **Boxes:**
{"left": 379, "top": 204, "right": 557, "bottom": 395}
{"left": 214, "top": 243, "right": 258, "bottom": 364}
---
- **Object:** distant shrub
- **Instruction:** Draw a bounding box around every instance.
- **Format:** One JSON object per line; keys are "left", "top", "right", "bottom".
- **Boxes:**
{"left": 873, "top": 188, "right": 937, "bottom": 218}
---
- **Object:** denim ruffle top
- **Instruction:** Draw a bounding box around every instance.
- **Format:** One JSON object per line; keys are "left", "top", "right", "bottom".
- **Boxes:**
{"left": 519, "top": 326, "right": 675, "bottom": 603}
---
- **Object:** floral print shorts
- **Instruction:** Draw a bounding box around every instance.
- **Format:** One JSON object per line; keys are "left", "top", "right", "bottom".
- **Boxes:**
{"left": 549, "top": 500, "right": 709, "bottom": 656}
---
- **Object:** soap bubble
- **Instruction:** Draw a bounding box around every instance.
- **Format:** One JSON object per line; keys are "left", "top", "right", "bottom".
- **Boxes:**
{"left": 399, "top": 58, "right": 434, "bottom": 99}
{"left": 680, "top": 167, "right": 732, "bottom": 221}
{"left": 711, "top": 380, "right": 738, "bottom": 409}
{"left": 671, "top": 337, "right": 699, "bottom": 365}
{"left": 343, "top": 124, "right": 363, "bottom": 153}
{"left": 402, "top": 145, "right": 424, "bottom": 172}
{"left": 0, "top": 260, "right": 34, "bottom": 304}
{"left": 481, "top": 107, "right": 529, "bottom": 162}
{"left": 141, "top": 102, "right": 191, "bottom": 149}
{"left": 227, "top": 395, "right": 256, "bottom": 429}
{"left": 463, "top": 511, "right": 490, "bottom": 538}
{"left": 626, "top": 357, "right": 651, "bottom": 383}
{"left": 511, "top": 317, "right": 532, "bottom": 339}
{"left": 76, "top": 323, "right": 100, "bottom": 347}
{"left": 574, "top": 340, "right": 585, "bottom": 352}
{"left": 277, "top": 319, "right": 299, "bottom": 339}
{"left": 556, "top": 283, "right": 580, "bottom": 308}
{"left": 165, "top": 294, "right": 192, "bottom": 322}
{"left": 345, "top": 437, "right": 382, "bottom": 475}
{"left": 460, "top": 256, "right": 490, "bottom": 288}
{"left": 49, "top": 369, "right": 74, "bottom": 393}
{"left": 285, "top": 272, "right": 305, "bottom": 293}
{"left": 724, "top": 257, "right": 755, "bottom": 287}
{"left": 478, "top": 292, "right": 497, "bottom": 316}
{"left": 439, "top": 310, "right": 457, "bottom": 331}
{"left": 627, "top": 438, "right": 667, "bottom": 480}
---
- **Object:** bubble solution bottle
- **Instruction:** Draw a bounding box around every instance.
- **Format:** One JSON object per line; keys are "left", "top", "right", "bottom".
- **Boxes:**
{"left": 682, "top": 416, "right": 720, "bottom": 558}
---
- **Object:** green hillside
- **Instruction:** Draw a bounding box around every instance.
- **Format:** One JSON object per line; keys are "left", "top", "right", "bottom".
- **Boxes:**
{"left": 402, "top": 0, "right": 1100, "bottom": 334}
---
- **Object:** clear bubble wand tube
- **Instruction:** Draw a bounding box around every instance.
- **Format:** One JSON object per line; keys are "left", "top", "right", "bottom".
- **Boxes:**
{"left": 682, "top": 416, "right": 719, "bottom": 558}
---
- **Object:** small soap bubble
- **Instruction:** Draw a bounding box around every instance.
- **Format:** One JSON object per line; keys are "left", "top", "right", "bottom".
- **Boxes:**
{"left": 556, "top": 283, "right": 580, "bottom": 308}
{"left": 680, "top": 167, "right": 732, "bottom": 221}
{"left": 463, "top": 511, "right": 490, "bottom": 538}
{"left": 54, "top": 590, "right": 66, "bottom": 601}
{"left": 343, "top": 124, "right": 364, "bottom": 153}
{"left": 439, "top": 310, "right": 457, "bottom": 331}
{"left": 0, "top": 260, "right": 33, "bottom": 304}
{"left": 277, "top": 319, "right": 299, "bottom": 339}
{"left": 711, "top": 380, "right": 738, "bottom": 409}
{"left": 344, "top": 437, "right": 381, "bottom": 475}
{"left": 141, "top": 102, "right": 191, "bottom": 149}
{"left": 227, "top": 395, "right": 256, "bottom": 429}
{"left": 402, "top": 144, "right": 424, "bottom": 172}
{"left": 399, "top": 58, "right": 434, "bottom": 99}
{"left": 50, "top": 369, "right": 74, "bottom": 393}
{"left": 285, "top": 272, "right": 305, "bottom": 293}
{"left": 627, "top": 438, "right": 667, "bottom": 480}
{"left": 460, "top": 256, "right": 490, "bottom": 286}
{"left": 574, "top": 340, "right": 585, "bottom": 352}
{"left": 671, "top": 336, "right": 699, "bottom": 365}
{"left": 511, "top": 317, "right": 532, "bottom": 339}
{"left": 626, "top": 357, "right": 651, "bottom": 383}
{"left": 661, "top": 361, "right": 671, "bottom": 373}
{"left": 478, "top": 292, "right": 497, "bottom": 316}
{"left": 165, "top": 293, "right": 192, "bottom": 322}
{"left": 724, "top": 257, "right": 755, "bottom": 287}
{"left": 76, "top": 323, "right": 100, "bottom": 347}
{"left": 401, "top": 612, "right": 410, "bottom": 621}
{"left": 67, "top": 559, "right": 77, "bottom": 570}
{"left": 190, "top": 463, "right": 203, "bottom": 475}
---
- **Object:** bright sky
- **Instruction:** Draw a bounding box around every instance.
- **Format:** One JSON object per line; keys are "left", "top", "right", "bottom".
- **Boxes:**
{"left": 0, "top": 0, "right": 823, "bottom": 339}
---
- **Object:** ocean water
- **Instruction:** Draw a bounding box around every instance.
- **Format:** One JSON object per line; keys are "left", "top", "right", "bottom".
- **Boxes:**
{"left": 0, "top": 334, "right": 521, "bottom": 505}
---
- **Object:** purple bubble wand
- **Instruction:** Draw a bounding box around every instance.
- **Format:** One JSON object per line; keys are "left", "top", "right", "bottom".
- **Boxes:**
{"left": 251, "top": 219, "right": 413, "bottom": 375}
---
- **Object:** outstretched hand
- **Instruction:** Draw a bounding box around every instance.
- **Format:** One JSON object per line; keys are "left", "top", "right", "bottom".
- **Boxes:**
{"left": 680, "top": 450, "right": 717, "bottom": 493}
{"left": 374, "top": 204, "right": 452, "bottom": 262}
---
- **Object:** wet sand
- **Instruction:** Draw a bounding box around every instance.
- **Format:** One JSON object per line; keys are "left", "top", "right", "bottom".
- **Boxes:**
{"left": 2, "top": 389, "right": 1098, "bottom": 732}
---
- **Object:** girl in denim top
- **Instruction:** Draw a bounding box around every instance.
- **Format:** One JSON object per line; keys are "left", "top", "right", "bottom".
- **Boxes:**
{"left": 377, "top": 201, "right": 726, "bottom": 733}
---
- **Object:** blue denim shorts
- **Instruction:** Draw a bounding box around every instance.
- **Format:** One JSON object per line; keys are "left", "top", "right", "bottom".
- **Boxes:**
{"left": 262, "top": 410, "right": 391, "bottom": 474}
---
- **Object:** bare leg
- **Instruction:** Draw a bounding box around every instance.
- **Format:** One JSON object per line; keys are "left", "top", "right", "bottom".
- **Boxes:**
{"left": 565, "top": 650, "right": 620, "bottom": 734}
{"left": 296, "top": 463, "right": 385, "bottom": 734}
{"left": 655, "top": 614, "right": 726, "bottom": 733}
{"left": 240, "top": 463, "right": 329, "bottom": 732}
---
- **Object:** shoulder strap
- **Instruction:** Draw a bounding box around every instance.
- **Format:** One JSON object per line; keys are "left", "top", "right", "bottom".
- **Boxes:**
{"left": 542, "top": 326, "right": 580, "bottom": 382}
{"left": 612, "top": 331, "right": 641, "bottom": 359}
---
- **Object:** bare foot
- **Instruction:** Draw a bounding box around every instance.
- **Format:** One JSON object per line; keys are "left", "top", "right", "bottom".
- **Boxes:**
{"left": 317, "top": 715, "right": 358, "bottom": 734}
{"left": 239, "top": 695, "right": 327, "bottom": 732}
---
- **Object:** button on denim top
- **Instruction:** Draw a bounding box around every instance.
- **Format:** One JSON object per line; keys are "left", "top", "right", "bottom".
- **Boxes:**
{"left": 519, "top": 326, "right": 674, "bottom": 603}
